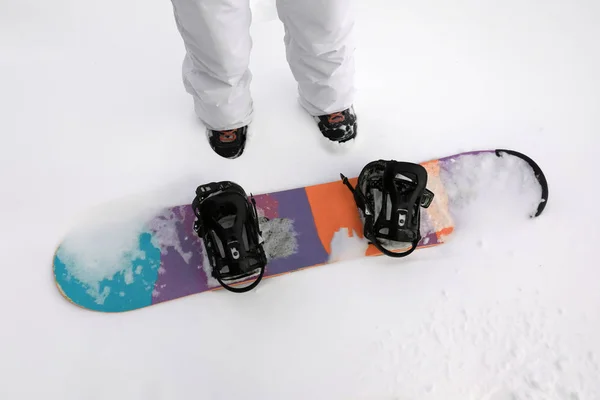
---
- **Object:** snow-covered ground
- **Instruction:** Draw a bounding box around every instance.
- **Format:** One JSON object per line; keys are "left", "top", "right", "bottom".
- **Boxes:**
{"left": 1, "top": 0, "right": 599, "bottom": 398}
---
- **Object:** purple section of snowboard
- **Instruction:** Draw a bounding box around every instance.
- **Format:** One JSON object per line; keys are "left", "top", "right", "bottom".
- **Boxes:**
{"left": 150, "top": 187, "right": 328, "bottom": 302}
{"left": 419, "top": 229, "right": 441, "bottom": 247}
{"left": 151, "top": 205, "right": 208, "bottom": 304}
{"left": 415, "top": 150, "right": 493, "bottom": 248}
{"left": 261, "top": 188, "right": 329, "bottom": 276}
{"left": 438, "top": 149, "right": 492, "bottom": 164}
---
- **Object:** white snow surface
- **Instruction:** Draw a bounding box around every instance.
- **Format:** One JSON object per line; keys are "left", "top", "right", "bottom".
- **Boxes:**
{"left": 1, "top": 0, "right": 599, "bottom": 398}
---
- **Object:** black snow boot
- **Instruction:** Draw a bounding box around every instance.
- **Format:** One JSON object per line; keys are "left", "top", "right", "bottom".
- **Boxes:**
{"left": 207, "top": 126, "right": 248, "bottom": 159}
{"left": 313, "top": 106, "right": 357, "bottom": 143}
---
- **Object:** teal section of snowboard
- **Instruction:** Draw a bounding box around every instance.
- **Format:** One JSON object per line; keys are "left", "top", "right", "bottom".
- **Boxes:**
{"left": 54, "top": 232, "right": 161, "bottom": 312}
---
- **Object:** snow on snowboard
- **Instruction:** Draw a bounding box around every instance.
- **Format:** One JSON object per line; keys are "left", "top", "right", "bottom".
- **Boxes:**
{"left": 53, "top": 149, "right": 548, "bottom": 312}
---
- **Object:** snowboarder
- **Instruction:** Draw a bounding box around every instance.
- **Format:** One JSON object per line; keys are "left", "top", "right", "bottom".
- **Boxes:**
{"left": 169, "top": 0, "right": 358, "bottom": 159}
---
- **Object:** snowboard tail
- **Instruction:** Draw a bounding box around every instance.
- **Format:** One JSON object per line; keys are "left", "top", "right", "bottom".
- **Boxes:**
{"left": 53, "top": 149, "right": 548, "bottom": 312}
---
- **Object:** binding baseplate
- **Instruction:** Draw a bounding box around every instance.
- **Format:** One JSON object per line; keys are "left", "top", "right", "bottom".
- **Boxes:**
{"left": 340, "top": 160, "right": 434, "bottom": 258}
{"left": 192, "top": 181, "right": 267, "bottom": 293}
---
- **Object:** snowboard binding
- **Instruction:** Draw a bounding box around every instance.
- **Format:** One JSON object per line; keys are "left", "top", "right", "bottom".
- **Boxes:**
{"left": 340, "top": 160, "right": 434, "bottom": 258}
{"left": 192, "top": 181, "right": 267, "bottom": 293}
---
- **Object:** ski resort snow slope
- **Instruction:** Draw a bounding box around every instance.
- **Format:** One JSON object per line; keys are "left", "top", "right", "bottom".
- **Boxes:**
{"left": 1, "top": 0, "right": 599, "bottom": 398}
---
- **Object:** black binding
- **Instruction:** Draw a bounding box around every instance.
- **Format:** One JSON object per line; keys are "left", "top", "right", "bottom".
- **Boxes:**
{"left": 340, "top": 160, "right": 434, "bottom": 258}
{"left": 192, "top": 181, "right": 267, "bottom": 293}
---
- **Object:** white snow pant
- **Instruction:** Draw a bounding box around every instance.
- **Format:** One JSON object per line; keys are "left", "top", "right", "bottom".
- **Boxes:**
{"left": 170, "top": 0, "right": 356, "bottom": 131}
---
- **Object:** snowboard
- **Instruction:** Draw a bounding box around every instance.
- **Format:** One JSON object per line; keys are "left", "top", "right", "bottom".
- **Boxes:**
{"left": 53, "top": 149, "right": 548, "bottom": 312}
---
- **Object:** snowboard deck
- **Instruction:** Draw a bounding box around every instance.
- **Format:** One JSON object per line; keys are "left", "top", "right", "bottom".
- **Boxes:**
{"left": 53, "top": 149, "right": 548, "bottom": 312}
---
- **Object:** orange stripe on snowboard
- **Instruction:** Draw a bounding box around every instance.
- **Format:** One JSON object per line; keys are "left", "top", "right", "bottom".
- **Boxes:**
{"left": 304, "top": 159, "right": 455, "bottom": 257}
{"left": 304, "top": 177, "right": 365, "bottom": 255}
{"left": 304, "top": 178, "right": 414, "bottom": 257}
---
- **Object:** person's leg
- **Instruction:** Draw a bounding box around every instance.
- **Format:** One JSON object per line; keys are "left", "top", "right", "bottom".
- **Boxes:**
{"left": 170, "top": 0, "right": 253, "bottom": 157}
{"left": 276, "top": 0, "right": 357, "bottom": 143}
